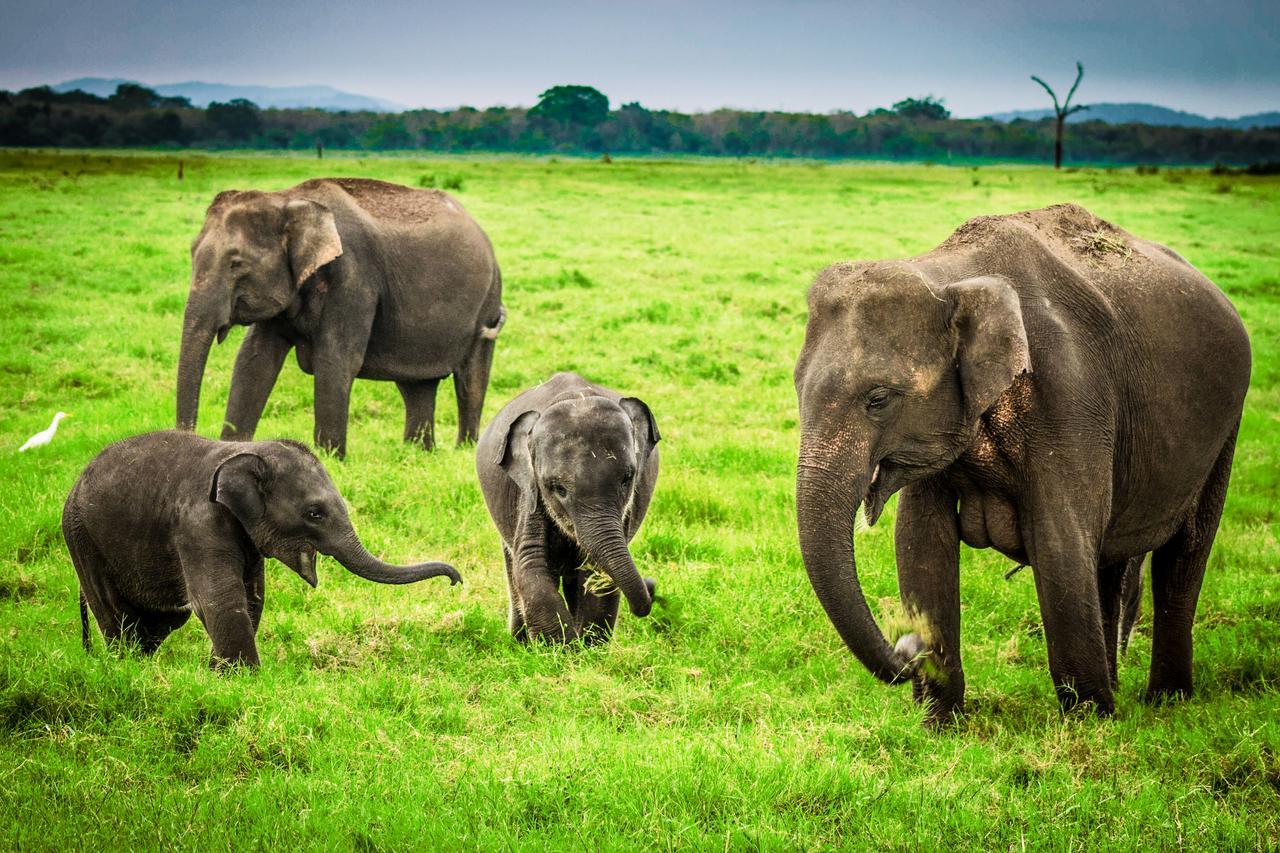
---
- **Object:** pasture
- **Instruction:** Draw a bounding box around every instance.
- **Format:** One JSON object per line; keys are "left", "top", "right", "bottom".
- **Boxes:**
{"left": 1, "top": 150, "right": 1277, "bottom": 848}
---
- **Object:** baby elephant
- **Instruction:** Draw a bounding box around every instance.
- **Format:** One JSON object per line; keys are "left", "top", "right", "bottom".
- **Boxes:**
{"left": 476, "top": 372, "right": 661, "bottom": 644}
{"left": 63, "top": 431, "right": 461, "bottom": 668}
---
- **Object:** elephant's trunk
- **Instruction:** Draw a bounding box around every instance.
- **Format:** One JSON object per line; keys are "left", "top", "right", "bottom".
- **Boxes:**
{"left": 326, "top": 530, "right": 461, "bottom": 585}
{"left": 176, "top": 290, "right": 227, "bottom": 431}
{"left": 577, "top": 511, "right": 652, "bottom": 618}
{"left": 796, "top": 450, "right": 914, "bottom": 685}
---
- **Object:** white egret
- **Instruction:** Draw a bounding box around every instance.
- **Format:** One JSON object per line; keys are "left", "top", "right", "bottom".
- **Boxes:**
{"left": 19, "top": 412, "right": 70, "bottom": 452}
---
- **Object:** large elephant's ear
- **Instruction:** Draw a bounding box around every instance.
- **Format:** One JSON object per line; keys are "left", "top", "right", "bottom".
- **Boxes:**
{"left": 210, "top": 452, "right": 270, "bottom": 528}
{"left": 284, "top": 199, "right": 343, "bottom": 287}
{"left": 619, "top": 397, "right": 660, "bottom": 464}
{"left": 496, "top": 411, "right": 540, "bottom": 497}
{"left": 945, "top": 276, "right": 1031, "bottom": 424}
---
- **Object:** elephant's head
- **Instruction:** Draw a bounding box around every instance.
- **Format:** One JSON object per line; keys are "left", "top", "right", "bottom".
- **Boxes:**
{"left": 209, "top": 440, "right": 459, "bottom": 587}
{"left": 793, "top": 262, "right": 1030, "bottom": 683}
{"left": 497, "top": 396, "right": 660, "bottom": 618}
{"left": 177, "top": 191, "right": 343, "bottom": 430}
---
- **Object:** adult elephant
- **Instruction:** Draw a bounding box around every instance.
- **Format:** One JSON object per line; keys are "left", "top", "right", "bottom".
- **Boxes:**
{"left": 177, "top": 178, "right": 505, "bottom": 458}
{"left": 793, "top": 204, "right": 1249, "bottom": 725}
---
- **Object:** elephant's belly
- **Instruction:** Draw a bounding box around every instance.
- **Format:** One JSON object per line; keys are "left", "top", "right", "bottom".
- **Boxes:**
{"left": 293, "top": 339, "right": 458, "bottom": 382}
{"left": 958, "top": 492, "right": 1026, "bottom": 562}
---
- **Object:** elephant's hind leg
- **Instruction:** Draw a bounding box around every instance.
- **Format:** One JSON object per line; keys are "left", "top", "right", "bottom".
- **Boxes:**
{"left": 64, "top": 521, "right": 130, "bottom": 652}
{"left": 454, "top": 333, "right": 497, "bottom": 446}
{"left": 134, "top": 610, "right": 192, "bottom": 655}
{"left": 1146, "top": 432, "right": 1237, "bottom": 703}
{"left": 1119, "top": 556, "right": 1145, "bottom": 657}
{"left": 1098, "top": 556, "right": 1142, "bottom": 688}
{"left": 397, "top": 378, "right": 440, "bottom": 450}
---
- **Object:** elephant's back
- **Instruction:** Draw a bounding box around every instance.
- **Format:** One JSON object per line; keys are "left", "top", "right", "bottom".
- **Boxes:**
{"left": 71, "top": 432, "right": 212, "bottom": 517}
{"left": 66, "top": 432, "right": 217, "bottom": 595}
{"left": 925, "top": 203, "right": 1250, "bottom": 387}
{"left": 291, "top": 179, "right": 500, "bottom": 381}
{"left": 289, "top": 178, "right": 478, "bottom": 231}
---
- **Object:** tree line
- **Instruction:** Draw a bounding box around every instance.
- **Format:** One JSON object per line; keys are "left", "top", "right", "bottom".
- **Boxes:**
{"left": 2, "top": 83, "right": 1277, "bottom": 166}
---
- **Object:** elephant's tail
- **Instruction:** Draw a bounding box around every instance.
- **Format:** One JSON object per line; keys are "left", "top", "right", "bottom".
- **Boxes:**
{"left": 79, "top": 589, "right": 91, "bottom": 653}
{"left": 478, "top": 260, "right": 505, "bottom": 342}
{"left": 480, "top": 300, "right": 506, "bottom": 342}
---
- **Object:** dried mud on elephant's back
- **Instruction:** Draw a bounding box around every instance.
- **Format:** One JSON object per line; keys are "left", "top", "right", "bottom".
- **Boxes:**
{"left": 298, "top": 177, "right": 460, "bottom": 224}
{"left": 938, "top": 203, "right": 1136, "bottom": 264}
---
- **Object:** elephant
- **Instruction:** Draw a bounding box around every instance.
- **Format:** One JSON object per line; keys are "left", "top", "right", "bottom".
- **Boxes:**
{"left": 63, "top": 430, "right": 461, "bottom": 668}
{"left": 177, "top": 178, "right": 505, "bottom": 458}
{"left": 793, "top": 203, "right": 1250, "bottom": 725}
{"left": 475, "top": 372, "right": 661, "bottom": 644}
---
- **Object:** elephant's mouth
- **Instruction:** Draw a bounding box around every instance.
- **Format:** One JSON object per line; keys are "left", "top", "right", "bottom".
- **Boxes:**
{"left": 863, "top": 461, "right": 899, "bottom": 527}
{"left": 280, "top": 545, "right": 319, "bottom": 588}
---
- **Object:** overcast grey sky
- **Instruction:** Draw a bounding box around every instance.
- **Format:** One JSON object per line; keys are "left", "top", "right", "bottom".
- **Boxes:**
{"left": 2, "top": 0, "right": 1277, "bottom": 117}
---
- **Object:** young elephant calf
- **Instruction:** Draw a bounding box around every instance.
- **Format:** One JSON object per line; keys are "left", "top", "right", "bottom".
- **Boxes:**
{"left": 63, "top": 431, "right": 461, "bottom": 667}
{"left": 476, "top": 372, "right": 661, "bottom": 644}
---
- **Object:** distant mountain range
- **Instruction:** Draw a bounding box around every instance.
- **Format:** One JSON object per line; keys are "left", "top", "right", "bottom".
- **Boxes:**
{"left": 40, "top": 81, "right": 1280, "bottom": 127}
{"left": 52, "top": 78, "right": 404, "bottom": 112}
{"left": 985, "top": 102, "right": 1280, "bottom": 129}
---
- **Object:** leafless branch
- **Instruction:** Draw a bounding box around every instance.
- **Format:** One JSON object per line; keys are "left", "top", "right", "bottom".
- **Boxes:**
{"left": 1062, "top": 62, "right": 1085, "bottom": 113}
{"left": 1030, "top": 75, "right": 1061, "bottom": 114}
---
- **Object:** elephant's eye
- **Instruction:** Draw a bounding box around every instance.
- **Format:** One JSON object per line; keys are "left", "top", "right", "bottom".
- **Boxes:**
{"left": 866, "top": 387, "right": 896, "bottom": 413}
{"left": 620, "top": 469, "right": 635, "bottom": 485}
{"left": 549, "top": 481, "right": 569, "bottom": 499}
{"left": 306, "top": 507, "right": 325, "bottom": 521}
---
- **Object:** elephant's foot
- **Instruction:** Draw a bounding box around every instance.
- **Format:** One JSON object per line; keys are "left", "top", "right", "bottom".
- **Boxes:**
{"left": 1142, "top": 683, "right": 1192, "bottom": 705}
{"left": 913, "top": 671, "right": 965, "bottom": 729}
{"left": 1055, "top": 680, "right": 1115, "bottom": 716}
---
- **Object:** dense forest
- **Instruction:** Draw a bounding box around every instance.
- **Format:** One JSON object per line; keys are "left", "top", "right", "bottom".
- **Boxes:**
{"left": 2, "top": 83, "right": 1278, "bottom": 165}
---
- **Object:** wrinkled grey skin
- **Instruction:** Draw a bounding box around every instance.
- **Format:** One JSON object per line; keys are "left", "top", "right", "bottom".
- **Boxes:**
{"left": 476, "top": 373, "right": 661, "bottom": 645}
{"left": 794, "top": 204, "right": 1249, "bottom": 725}
{"left": 63, "top": 431, "right": 461, "bottom": 668}
{"left": 177, "top": 178, "right": 504, "bottom": 458}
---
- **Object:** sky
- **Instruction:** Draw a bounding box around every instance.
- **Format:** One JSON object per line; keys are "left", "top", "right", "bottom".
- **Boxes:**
{"left": 1, "top": 0, "right": 1277, "bottom": 117}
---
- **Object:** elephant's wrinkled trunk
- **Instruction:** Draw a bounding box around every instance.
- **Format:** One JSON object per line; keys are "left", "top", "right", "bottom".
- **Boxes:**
{"left": 326, "top": 530, "right": 461, "bottom": 585}
{"left": 176, "top": 292, "right": 227, "bottom": 431}
{"left": 796, "top": 456, "right": 914, "bottom": 685}
{"left": 578, "top": 512, "right": 651, "bottom": 618}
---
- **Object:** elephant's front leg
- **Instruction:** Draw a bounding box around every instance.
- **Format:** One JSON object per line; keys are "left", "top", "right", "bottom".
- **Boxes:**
{"left": 895, "top": 476, "right": 964, "bottom": 725}
{"left": 502, "top": 548, "right": 527, "bottom": 641}
{"left": 1025, "top": 486, "right": 1114, "bottom": 714}
{"left": 182, "top": 549, "right": 261, "bottom": 669}
{"left": 566, "top": 568, "right": 621, "bottom": 645}
{"left": 223, "top": 324, "right": 292, "bottom": 441}
{"left": 511, "top": 509, "right": 577, "bottom": 644}
{"left": 397, "top": 378, "right": 440, "bottom": 450}
{"left": 311, "top": 347, "right": 364, "bottom": 459}
{"left": 310, "top": 300, "right": 376, "bottom": 458}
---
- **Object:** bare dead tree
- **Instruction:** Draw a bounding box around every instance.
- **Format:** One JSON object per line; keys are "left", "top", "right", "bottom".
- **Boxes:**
{"left": 1031, "top": 62, "right": 1088, "bottom": 169}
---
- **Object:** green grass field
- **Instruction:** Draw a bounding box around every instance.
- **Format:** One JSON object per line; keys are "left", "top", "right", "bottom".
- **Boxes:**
{"left": 1, "top": 150, "right": 1277, "bottom": 849}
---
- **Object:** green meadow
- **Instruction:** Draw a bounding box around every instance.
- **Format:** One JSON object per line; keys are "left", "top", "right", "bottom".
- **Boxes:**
{"left": 1, "top": 150, "right": 1277, "bottom": 849}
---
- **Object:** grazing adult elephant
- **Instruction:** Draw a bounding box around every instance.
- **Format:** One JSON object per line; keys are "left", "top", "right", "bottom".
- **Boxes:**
{"left": 476, "top": 373, "right": 661, "bottom": 644}
{"left": 64, "top": 431, "right": 461, "bottom": 668}
{"left": 793, "top": 204, "right": 1249, "bottom": 725}
{"left": 177, "top": 178, "right": 505, "bottom": 458}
